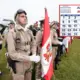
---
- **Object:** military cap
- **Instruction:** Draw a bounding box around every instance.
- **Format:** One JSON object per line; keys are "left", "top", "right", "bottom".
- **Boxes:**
{"left": 50, "top": 21, "right": 55, "bottom": 27}
{"left": 9, "top": 20, "right": 15, "bottom": 25}
{"left": 39, "top": 19, "right": 44, "bottom": 25}
{"left": 14, "top": 9, "right": 27, "bottom": 20}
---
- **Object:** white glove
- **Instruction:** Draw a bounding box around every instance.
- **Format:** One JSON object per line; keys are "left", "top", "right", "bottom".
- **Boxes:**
{"left": 59, "top": 41, "right": 63, "bottom": 45}
{"left": 30, "top": 55, "right": 40, "bottom": 63}
{"left": 0, "top": 41, "right": 2, "bottom": 44}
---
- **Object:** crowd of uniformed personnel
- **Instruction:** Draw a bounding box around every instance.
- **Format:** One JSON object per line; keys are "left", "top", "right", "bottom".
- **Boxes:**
{"left": 0, "top": 9, "right": 66, "bottom": 80}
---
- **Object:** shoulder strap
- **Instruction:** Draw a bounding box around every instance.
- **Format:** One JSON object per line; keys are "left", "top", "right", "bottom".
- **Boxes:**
{"left": 15, "top": 30, "right": 21, "bottom": 47}
{"left": 15, "top": 29, "right": 21, "bottom": 40}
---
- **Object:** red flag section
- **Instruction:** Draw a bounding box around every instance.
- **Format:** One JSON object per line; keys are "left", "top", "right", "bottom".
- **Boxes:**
{"left": 42, "top": 8, "right": 50, "bottom": 46}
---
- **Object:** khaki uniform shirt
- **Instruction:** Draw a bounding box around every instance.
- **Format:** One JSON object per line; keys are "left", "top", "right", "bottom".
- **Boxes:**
{"left": 7, "top": 24, "right": 36, "bottom": 74}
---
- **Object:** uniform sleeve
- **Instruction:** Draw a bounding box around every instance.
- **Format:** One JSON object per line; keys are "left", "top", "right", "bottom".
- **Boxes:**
{"left": 35, "top": 31, "right": 42, "bottom": 55}
{"left": 36, "top": 31, "right": 42, "bottom": 47}
{"left": 7, "top": 32, "right": 30, "bottom": 62}
{"left": 51, "top": 30, "right": 61, "bottom": 45}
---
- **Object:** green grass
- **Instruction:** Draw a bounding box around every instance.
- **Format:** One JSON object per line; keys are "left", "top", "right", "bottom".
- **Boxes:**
{"left": 0, "top": 45, "right": 12, "bottom": 80}
{"left": 0, "top": 39, "right": 80, "bottom": 80}
{"left": 52, "top": 39, "right": 80, "bottom": 80}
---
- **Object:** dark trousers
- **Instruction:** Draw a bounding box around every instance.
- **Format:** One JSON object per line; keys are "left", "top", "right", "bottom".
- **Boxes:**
{"left": 0, "top": 44, "right": 2, "bottom": 50}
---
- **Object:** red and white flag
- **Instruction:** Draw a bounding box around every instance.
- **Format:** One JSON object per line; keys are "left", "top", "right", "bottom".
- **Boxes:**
{"left": 41, "top": 8, "right": 53, "bottom": 80}
{"left": 62, "top": 36, "right": 71, "bottom": 53}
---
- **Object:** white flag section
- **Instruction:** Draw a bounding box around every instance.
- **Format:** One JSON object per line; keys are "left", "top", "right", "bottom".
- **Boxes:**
{"left": 41, "top": 36, "right": 52, "bottom": 77}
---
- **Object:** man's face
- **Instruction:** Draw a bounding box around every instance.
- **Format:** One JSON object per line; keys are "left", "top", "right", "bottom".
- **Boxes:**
{"left": 9, "top": 24, "right": 15, "bottom": 32}
{"left": 42, "top": 23, "right": 44, "bottom": 28}
{"left": 9, "top": 24, "right": 15, "bottom": 29}
{"left": 18, "top": 13, "right": 27, "bottom": 26}
{"left": 34, "top": 23, "right": 38, "bottom": 28}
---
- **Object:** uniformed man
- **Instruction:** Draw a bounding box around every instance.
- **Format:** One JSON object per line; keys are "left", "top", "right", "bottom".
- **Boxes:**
{"left": 35, "top": 20, "right": 44, "bottom": 80}
{"left": 8, "top": 21, "right": 15, "bottom": 32}
{"left": 6, "top": 9, "right": 40, "bottom": 80}
{"left": 50, "top": 21, "right": 60, "bottom": 59}
{"left": 5, "top": 20, "right": 15, "bottom": 70}
{"left": 50, "top": 21, "right": 63, "bottom": 70}
{"left": 29, "top": 21, "right": 40, "bottom": 38}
